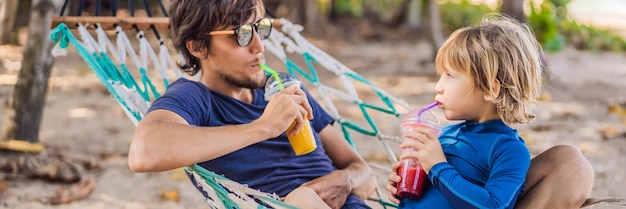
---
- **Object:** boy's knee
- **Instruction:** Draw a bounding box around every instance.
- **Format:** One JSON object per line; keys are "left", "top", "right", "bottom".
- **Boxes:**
{"left": 284, "top": 187, "right": 330, "bottom": 209}
{"left": 548, "top": 145, "right": 594, "bottom": 196}
{"left": 548, "top": 145, "right": 593, "bottom": 173}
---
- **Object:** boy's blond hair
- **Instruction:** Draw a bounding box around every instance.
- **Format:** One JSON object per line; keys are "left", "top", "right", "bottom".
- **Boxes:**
{"left": 435, "top": 13, "right": 544, "bottom": 125}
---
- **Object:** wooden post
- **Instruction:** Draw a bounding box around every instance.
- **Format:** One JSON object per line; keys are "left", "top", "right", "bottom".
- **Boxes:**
{"left": 50, "top": 16, "right": 170, "bottom": 31}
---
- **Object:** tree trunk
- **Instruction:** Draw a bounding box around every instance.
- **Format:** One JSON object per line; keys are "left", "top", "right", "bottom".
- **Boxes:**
{"left": 427, "top": 0, "right": 444, "bottom": 51}
{"left": 1, "top": 0, "right": 59, "bottom": 145}
{"left": 303, "top": 0, "right": 324, "bottom": 34}
{"left": 501, "top": 0, "right": 526, "bottom": 23}
{"left": 390, "top": 0, "right": 412, "bottom": 26}
{"left": 406, "top": 0, "right": 423, "bottom": 31}
{"left": 0, "top": 0, "right": 19, "bottom": 44}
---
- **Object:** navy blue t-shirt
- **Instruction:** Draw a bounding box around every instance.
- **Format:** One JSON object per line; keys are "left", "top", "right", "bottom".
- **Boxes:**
{"left": 149, "top": 78, "right": 369, "bottom": 208}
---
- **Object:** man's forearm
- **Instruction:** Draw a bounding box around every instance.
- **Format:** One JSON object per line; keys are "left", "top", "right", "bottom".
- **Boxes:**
{"left": 344, "top": 162, "right": 377, "bottom": 199}
{"left": 129, "top": 111, "right": 276, "bottom": 172}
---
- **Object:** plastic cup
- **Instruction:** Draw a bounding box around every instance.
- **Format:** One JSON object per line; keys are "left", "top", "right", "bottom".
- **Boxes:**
{"left": 264, "top": 72, "right": 317, "bottom": 156}
{"left": 286, "top": 120, "right": 317, "bottom": 155}
{"left": 397, "top": 108, "right": 442, "bottom": 199}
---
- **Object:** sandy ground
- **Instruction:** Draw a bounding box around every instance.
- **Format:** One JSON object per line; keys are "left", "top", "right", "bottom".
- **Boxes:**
{"left": 1, "top": 28, "right": 626, "bottom": 209}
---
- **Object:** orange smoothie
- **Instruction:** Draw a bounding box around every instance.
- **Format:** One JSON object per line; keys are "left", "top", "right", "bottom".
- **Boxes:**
{"left": 286, "top": 121, "right": 316, "bottom": 155}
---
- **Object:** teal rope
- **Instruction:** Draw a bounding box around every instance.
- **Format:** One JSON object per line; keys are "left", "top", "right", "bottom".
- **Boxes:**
{"left": 50, "top": 23, "right": 141, "bottom": 122}
{"left": 284, "top": 53, "right": 320, "bottom": 83}
{"left": 139, "top": 67, "right": 161, "bottom": 100}
{"left": 119, "top": 64, "right": 145, "bottom": 99}
{"left": 185, "top": 165, "right": 241, "bottom": 208}
{"left": 344, "top": 72, "right": 398, "bottom": 115}
{"left": 378, "top": 198, "right": 399, "bottom": 209}
{"left": 162, "top": 78, "right": 170, "bottom": 89}
{"left": 340, "top": 123, "right": 356, "bottom": 149}
{"left": 279, "top": 55, "right": 403, "bottom": 138}
{"left": 186, "top": 164, "right": 299, "bottom": 209}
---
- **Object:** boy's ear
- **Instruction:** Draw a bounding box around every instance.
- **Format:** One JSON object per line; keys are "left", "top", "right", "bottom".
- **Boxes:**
{"left": 484, "top": 81, "right": 501, "bottom": 102}
{"left": 186, "top": 40, "right": 206, "bottom": 58}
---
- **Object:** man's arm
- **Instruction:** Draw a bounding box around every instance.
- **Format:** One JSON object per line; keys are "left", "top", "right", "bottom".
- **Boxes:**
{"left": 301, "top": 124, "right": 377, "bottom": 208}
{"left": 128, "top": 109, "right": 276, "bottom": 172}
{"left": 129, "top": 86, "right": 313, "bottom": 172}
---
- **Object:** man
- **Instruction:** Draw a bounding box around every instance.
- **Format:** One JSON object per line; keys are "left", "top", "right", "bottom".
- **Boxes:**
{"left": 127, "top": 0, "right": 376, "bottom": 208}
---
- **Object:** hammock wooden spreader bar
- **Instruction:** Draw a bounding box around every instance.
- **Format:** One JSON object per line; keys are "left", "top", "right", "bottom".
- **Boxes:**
{"left": 50, "top": 16, "right": 169, "bottom": 31}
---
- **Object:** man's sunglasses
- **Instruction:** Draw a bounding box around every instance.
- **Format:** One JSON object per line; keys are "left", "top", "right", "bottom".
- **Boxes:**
{"left": 209, "top": 18, "right": 272, "bottom": 47}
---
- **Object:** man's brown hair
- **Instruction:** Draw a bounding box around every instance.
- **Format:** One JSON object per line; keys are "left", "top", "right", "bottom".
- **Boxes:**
{"left": 169, "top": 0, "right": 265, "bottom": 75}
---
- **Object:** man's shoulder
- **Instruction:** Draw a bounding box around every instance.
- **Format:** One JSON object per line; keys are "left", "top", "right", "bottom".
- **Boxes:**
{"left": 163, "top": 78, "right": 211, "bottom": 97}
{"left": 169, "top": 78, "right": 204, "bottom": 89}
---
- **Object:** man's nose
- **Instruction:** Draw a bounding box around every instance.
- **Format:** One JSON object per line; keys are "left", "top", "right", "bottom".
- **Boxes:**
{"left": 248, "top": 30, "right": 264, "bottom": 54}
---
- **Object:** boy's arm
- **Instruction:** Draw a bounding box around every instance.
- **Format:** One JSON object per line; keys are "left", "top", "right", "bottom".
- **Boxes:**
{"left": 428, "top": 142, "right": 530, "bottom": 209}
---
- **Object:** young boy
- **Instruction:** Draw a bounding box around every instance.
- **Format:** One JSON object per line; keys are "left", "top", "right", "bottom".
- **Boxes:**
{"left": 386, "top": 14, "right": 543, "bottom": 209}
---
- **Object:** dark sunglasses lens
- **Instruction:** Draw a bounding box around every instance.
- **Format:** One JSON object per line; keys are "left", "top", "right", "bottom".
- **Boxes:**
{"left": 237, "top": 25, "right": 254, "bottom": 46}
{"left": 257, "top": 19, "right": 272, "bottom": 40}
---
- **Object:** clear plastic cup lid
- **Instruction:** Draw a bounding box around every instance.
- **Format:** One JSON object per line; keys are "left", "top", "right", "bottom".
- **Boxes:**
{"left": 402, "top": 108, "right": 440, "bottom": 125}
{"left": 264, "top": 72, "right": 301, "bottom": 101}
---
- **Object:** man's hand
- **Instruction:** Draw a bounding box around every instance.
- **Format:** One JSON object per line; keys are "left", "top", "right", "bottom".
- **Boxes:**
{"left": 301, "top": 170, "right": 351, "bottom": 209}
{"left": 257, "top": 85, "right": 313, "bottom": 138}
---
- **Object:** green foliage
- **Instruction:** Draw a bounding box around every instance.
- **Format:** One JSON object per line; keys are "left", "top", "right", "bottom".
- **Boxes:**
{"left": 528, "top": 0, "right": 626, "bottom": 52}
{"left": 438, "top": 0, "right": 495, "bottom": 34}
{"left": 363, "top": 0, "right": 407, "bottom": 21}
{"left": 562, "top": 20, "right": 626, "bottom": 52}
{"left": 334, "top": 0, "right": 364, "bottom": 17}
{"left": 546, "top": 0, "right": 572, "bottom": 9}
{"left": 527, "top": 1, "right": 565, "bottom": 52}
{"left": 327, "top": 0, "right": 626, "bottom": 53}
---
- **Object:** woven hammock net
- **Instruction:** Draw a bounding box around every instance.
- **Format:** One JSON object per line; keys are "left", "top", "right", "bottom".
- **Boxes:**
{"left": 49, "top": 2, "right": 413, "bottom": 208}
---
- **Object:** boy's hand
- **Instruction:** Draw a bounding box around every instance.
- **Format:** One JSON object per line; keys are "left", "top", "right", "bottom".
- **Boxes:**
{"left": 385, "top": 161, "right": 402, "bottom": 204}
{"left": 400, "top": 126, "right": 446, "bottom": 174}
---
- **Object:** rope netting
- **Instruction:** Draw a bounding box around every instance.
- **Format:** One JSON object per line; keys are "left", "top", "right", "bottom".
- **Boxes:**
{"left": 50, "top": 1, "right": 409, "bottom": 208}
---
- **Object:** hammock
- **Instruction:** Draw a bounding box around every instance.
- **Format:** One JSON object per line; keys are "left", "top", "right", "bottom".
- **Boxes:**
{"left": 49, "top": 1, "right": 405, "bottom": 208}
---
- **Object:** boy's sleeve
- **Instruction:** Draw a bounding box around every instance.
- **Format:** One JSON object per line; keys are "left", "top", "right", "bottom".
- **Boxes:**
{"left": 428, "top": 141, "right": 531, "bottom": 209}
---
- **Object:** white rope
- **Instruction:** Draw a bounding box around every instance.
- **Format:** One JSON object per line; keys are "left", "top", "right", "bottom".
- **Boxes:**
{"left": 214, "top": 178, "right": 287, "bottom": 209}
{"left": 77, "top": 24, "right": 99, "bottom": 54}
{"left": 214, "top": 178, "right": 281, "bottom": 201}
{"left": 269, "top": 19, "right": 411, "bottom": 111}
{"left": 137, "top": 32, "right": 166, "bottom": 75}
{"left": 51, "top": 42, "right": 68, "bottom": 57}
{"left": 95, "top": 24, "right": 122, "bottom": 64}
{"left": 189, "top": 171, "right": 225, "bottom": 209}
{"left": 159, "top": 42, "right": 182, "bottom": 79}
{"left": 316, "top": 86, "right": 341, "bottom": 118}
{"left": 116, "top": 26, "right": 142, "bottom": 70}
{"left": 265, "top": 19, "right": 411, "bottom": 185}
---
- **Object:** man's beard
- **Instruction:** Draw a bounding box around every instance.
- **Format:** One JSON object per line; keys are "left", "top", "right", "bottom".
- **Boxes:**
{"left": 218, "top": 71, "right": 265, "bottom": 89}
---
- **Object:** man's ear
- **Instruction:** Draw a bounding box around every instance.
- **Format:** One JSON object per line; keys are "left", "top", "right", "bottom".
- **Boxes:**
{"left": 484, "top": 81, "right": 501, "bottom": 102}
{"left": 186, "top": 40, "right": 206, "bottom": 58}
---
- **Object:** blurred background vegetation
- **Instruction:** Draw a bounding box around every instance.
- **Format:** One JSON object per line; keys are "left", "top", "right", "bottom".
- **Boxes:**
{"left": 263, "top": 0, "right": 626, "bottom": 53}
{"left": 2, "top": 0, "right": 625, "bottom": 53}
